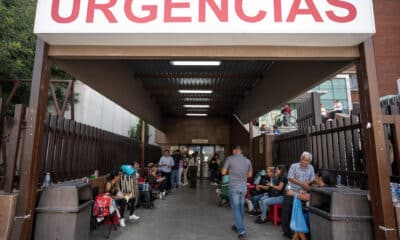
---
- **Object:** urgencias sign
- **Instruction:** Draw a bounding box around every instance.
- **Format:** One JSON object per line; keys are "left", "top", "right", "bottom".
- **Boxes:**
{"left": 34, "top": 0, "right": 375, "bottom": 47}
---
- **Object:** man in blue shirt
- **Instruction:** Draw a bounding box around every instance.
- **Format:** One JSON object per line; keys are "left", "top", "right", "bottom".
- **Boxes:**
{"left": 222, "top": 145, "right": 253, "bottom": 240}
{"left": 159, "top": 150, "right": 174, "bottom": 192}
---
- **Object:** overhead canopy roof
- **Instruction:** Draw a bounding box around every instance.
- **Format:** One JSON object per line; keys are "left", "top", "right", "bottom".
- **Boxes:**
{"left": 55, "top": 57, "right": 353, "bottom": 130}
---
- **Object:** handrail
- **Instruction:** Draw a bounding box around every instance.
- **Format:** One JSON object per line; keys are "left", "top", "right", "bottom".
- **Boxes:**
{"left": 274, "top": 113, "right": 297, "bottom": 127}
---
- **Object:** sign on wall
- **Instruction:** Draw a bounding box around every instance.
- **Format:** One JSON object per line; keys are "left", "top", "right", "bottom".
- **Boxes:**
{"left": 192, "top": 139, "right": 209, "bottom": 144}
{"left": 34, "top": 0, "right": 375, "bottom": 46}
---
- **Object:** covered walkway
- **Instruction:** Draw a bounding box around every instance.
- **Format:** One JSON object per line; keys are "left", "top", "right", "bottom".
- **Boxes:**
{"left": 90, "top": 181, "right": 284, "bottom": 240}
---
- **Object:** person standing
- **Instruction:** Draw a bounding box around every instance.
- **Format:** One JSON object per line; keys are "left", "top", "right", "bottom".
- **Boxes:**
{"left": 182, "top": 152, "right": 189, "bottom": 186}
{"left": 171, "top": 150, "right": 182, "bottom": 189}
{"left": 222, "top": 145, "right": 253, "bottom": 240}
{"left": 329, "top": 99, "right": 343, "bottom": 119}
{"left": 178, "top": 153, "right": 184, "bottom": 188}
{"left": 281, "top": 104, "right": 292, "bottom": 127}
{"left": 188, "top": 153, "right": 198, "bottom": 188}
{"left": 159, "top": 150, "right": 174, "bottom": 193}
{"left": 209, "top": 153, "right": 219, "bottom": 185}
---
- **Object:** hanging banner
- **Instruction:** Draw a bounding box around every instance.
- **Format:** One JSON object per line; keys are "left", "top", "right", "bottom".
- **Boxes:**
{"left": 34, "top": 0, "right": 375, "bottom": 46}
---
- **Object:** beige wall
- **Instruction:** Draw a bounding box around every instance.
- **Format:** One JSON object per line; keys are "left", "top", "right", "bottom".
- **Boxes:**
{"left": 156, "top": 117, "right": 230, "bottom": 145}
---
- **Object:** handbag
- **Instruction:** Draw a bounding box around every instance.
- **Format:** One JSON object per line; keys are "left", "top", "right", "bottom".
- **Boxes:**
{"left": 290, "top": 194, "right": 309, "bottom": 233}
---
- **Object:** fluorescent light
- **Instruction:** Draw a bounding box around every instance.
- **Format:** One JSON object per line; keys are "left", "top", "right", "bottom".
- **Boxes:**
{"left": 171, "top": 61, "right": 221, "bottom": 66}
{"left": 179, "top": 90, "right": 213, "bottom": 94}
{"left": 183, "top": 98, "right": 211, "bottom": 102}
{"left": 184, "top": 105, "right": 210, "bottom": 108}
{"left": 186, "top": 113, "right": 208, "bottom": 117}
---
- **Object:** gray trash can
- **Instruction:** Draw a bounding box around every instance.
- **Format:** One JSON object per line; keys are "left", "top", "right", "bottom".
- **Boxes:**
{"left": 34, "top": 181, "right": 93, "bottom": 240}
{"left": 308, "top": 187, "right": 373, "bottom": 240}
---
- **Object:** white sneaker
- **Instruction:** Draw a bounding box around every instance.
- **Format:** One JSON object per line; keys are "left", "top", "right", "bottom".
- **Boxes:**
{"left": 129, "top": 214, "right": 140, "bottom": 221}
{"left": 162, "top": 191, "right": 166, "bottom": 197}
{"left": 119, "top": 219, "right": 126, "bottom": 227}
{"left": 246, "top": 199, "right": 254, "bottom": 212}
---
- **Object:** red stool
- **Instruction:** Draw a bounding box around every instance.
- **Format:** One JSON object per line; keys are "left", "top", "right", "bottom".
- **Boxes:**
{"left": 268, "top": 204, "right": 283, "bottom": 225}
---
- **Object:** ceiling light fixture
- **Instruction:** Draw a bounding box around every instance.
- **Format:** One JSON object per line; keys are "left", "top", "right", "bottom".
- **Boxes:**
{"left": 183, "top": 98, "right": 211, "bottom": 102}
{"left": 178, "top": 90, "right": 213, "bottom": 94}
{"left": 186, "top": 113, "right": 208, "bottom": 117}
{"left": 171, "top": 61, "right": 221, "bottom": 66}
{"left": 184, "top": 105, "right": 210, "bottom": 108}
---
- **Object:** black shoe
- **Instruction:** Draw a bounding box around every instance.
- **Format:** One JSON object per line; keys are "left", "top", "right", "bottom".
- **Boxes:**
{"left": 255, "top": 217, "right": 267, "bottom": 224}
{"left": 249, "top": 210, "right": 261, "bottom": 216}
{"left": 231, "top": 225, "right": 237, "bottom": 233}
{"left": 238, "top": 234, "right": 246, "bottom": 240}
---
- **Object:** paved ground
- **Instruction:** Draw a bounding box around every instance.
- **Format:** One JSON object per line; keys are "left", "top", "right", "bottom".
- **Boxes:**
{"left": 90, "top": 180, "right": 286, "bottom": 240}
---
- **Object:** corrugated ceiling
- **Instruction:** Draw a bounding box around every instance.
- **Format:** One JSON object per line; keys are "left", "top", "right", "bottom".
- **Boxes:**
{"left": 131, "top": 60, "right": 273, "bottom": 117}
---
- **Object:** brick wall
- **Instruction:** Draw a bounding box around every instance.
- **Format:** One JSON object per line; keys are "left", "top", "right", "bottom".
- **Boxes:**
{"left": 373, "top": 0, "right": 400, "bottom": 96}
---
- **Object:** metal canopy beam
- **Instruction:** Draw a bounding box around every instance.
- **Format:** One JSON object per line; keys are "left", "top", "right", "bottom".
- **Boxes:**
{"left": 54, "top": 60, "right": 164, "bottom": 131}
{"left": 357, "top": 39, "right": 398, "bottom": 240}
{"left": 11, "top": 39, "right": 51, "bottom": 240}
{"left": 234, "top": 61, "right": 353, "bottom": 124}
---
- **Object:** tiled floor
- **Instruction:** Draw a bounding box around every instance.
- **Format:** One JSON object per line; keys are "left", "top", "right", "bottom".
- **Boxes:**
{"left": 90, "top": 180, "right": 286, "bottom": 240}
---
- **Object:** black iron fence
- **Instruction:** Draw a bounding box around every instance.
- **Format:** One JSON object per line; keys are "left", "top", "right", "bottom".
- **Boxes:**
{"left": 274, "top": 116, "right": 367, "bottom": 188}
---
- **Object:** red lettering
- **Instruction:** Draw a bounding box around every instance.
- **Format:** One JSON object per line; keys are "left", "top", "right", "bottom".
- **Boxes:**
{"left": 87, "top": 0, "right": 117, "bottom": 23}
{"left": 274, "top": 0, "right": 282, "bottom": 22}
{"left": 199, "top": 0, "right": 228, "bottom": 22}
{"left": 51, "top": 0, "right": 80, "bottom": 23}
{"left": 164, "top": 0, "right": 192, "bottom": 23}
{"left": 326, "top": 0, "right": 357, "bottom": 23}
{"left": 125, "top": 0, "right": 157, "bottom": 23}
{"left": 287, "top": 0, "right": 323, "bottom": 22}
{"left": 235, "top": 0, "right": 266, "bottom": 23}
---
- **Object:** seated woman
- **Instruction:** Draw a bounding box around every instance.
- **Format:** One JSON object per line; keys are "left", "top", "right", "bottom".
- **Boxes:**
{"left": 249, "top": 167, "right": 275, "bottom": 216}
{"left": 148, "top": 165, "right": 166, "bottom": 199}
{"left": 287, "top": 169, "right": 336, "bottom": 240}
{"left": 105, "top": 170, "right": 140, "bottom": 227}
{"left": 255, "top": 165, "right": 288, "bottom": 224}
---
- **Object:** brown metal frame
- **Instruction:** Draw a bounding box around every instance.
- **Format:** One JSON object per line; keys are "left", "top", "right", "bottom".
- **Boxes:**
{"left": 0, "top": 79, "right": 75, "bottom": 119}
{"left": 140, "top": 120, "right": 145, "bottom": 176}
{"left": 10, "top": 39, "right": 51, "bottom": 240}
{"left": 3, "top": 104, "right": 25, "bottom": 193}
{"left": 357, "top": 39, "right": 398, "bottom": 240}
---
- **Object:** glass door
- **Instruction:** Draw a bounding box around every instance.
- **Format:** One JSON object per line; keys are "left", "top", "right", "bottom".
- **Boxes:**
{"left": 201, "top": 146, "right": 215, "bottom": 179}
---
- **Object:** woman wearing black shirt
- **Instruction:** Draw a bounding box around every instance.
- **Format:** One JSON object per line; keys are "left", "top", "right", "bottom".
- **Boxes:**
{"left": 256, "top": 165, "right": 288, "bottom": 224}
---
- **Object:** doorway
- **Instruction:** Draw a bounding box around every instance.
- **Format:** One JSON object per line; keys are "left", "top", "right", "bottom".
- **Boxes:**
{"left": 171, "top": 145, "right": 225, "bottom": 179}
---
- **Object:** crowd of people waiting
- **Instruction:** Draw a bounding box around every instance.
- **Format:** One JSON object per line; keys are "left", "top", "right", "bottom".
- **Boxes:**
{"left": 95, "top": 149, "right": 208, "bottom": 228}
{"left": 95, "top": 146, "right": 336, "bottom": 240}
{"left": 244, "top": 151, "right": 336, "bottom": 240}
{"left": 221, "top": 145, "right": 336, "bottom": 240}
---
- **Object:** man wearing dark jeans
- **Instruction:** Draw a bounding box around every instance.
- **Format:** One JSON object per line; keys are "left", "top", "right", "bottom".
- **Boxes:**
{"left": 282, "top": 195, "right": 294, "bottom": 238}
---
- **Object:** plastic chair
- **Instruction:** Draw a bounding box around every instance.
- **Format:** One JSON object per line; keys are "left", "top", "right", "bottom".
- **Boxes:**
{"left": 268, "top": 204, "right": 283, "bottom": 225}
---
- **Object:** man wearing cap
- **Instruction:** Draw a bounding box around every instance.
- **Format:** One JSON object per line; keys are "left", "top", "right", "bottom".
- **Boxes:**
{"left": 222, "top": 145, "right": 253, "bottom": 240}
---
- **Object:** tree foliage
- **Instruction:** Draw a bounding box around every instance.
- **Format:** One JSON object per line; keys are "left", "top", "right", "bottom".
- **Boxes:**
{"left": 0, "top": 0, "right": 76, "bottom": 116}
{"left": 129, "top": 120, "right": 149, "bottom": 143}
{"left": 0, "top": 0, "right": 36, "bottom": 80}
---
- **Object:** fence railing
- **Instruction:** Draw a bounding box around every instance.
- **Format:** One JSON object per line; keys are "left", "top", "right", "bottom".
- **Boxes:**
{"left": 1, "top": 110, "right": 162, "bottom": 190}
{"left": 274, "top": 116, "right": 367, "bottom": 189}
{"left": 274, "top": 95, "right": 400, "bottom": 189}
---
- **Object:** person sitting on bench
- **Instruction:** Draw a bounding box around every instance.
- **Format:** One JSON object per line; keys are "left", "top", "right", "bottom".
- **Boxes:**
{"left": 105, "top": 170, "right": 140, "bottom": 227}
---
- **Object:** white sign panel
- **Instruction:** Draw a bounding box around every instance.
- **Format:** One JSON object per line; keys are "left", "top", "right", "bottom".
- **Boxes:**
{"left": 34, "top": 0, "right": 376, "bottom": 46}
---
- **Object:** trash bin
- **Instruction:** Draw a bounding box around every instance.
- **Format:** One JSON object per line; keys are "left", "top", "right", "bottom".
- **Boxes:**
{"left": 34, "top": 181, "right": 93, "bottom": 240}
{"left": 308, "top": 187, "right": 373, "bottom": 240}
